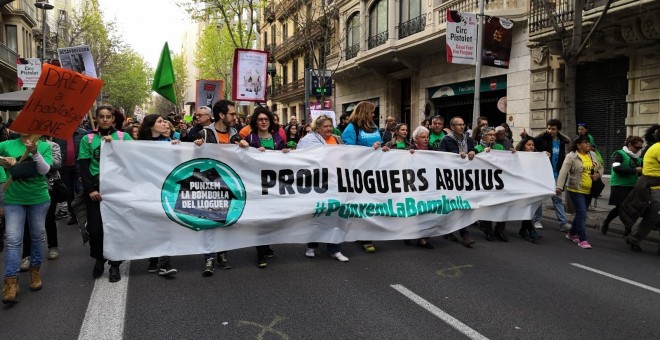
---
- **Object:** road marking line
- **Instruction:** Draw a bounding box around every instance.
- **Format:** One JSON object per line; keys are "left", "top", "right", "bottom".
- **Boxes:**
{"left": 78, "top": 262, "right": 130, "bottom": 340}
{"left": 570, "top": 263, "right": 660, "bottom": 294}
{"left": 390, "top": 284, "right": 489, "bottom": 340}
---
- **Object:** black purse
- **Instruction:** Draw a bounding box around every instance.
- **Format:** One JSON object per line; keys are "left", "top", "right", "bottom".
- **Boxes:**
{"left": 48, "top": 175, "right": 69, "bottom": 202}
{"left": 10, "top": 160, "right": 38, "bottom": 180}
{"left": 590, "top": 178, "right": 605, "bottom": 198}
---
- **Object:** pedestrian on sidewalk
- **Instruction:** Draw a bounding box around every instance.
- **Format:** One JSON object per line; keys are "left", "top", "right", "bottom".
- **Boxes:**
{"left": 601, "top": 136, "right": 644, "bottom": 235}
{"left": 521, "top": 119, "right": 572, "bottom": 231}
{"left": 556, "top": 135, "right": 604, "bottom": 249}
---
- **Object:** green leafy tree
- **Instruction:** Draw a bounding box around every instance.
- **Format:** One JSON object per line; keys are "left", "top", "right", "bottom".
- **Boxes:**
{"left": 60, "top": 0, "right": 123, "bottom": 76}
{"left": 194, "top": 22, "right": 234, "bottom": 99}
{"left": 102, "top": 48, "right": 152, "bottom": 113}
{"left": 172, "top": 52, "right": 189, "bottom": 112}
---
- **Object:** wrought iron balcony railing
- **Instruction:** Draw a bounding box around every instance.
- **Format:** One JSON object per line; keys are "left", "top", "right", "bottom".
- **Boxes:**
{"left": 271, "top": 78, "right": 305, "bottom": 100}
{"left": 345, "top": 43, "right": 359, "bottom": 60}
{"left": 0, "top": 42, "right": 19, "bottom": 71}
{"left": 367, "top": 31, "right": 388, "bottom": 49}
{"left": 529, "top": 0, "right": 574, "bottom": 34}
{"left": 399, "top": 15, "right": 427, "bottom": 39}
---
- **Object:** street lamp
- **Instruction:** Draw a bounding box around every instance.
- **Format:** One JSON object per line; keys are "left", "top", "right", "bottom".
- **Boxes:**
{"left": 34, "top": 1, "right": 54, "bottom": 61}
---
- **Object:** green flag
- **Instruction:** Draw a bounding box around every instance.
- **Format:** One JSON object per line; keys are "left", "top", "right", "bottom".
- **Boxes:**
{"left": 152, "top": 42, "right": 177, "bottom": 104}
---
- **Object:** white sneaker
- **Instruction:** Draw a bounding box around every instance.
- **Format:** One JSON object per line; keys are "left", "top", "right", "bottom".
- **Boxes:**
{"left": 48, "top": 247, "right": 60, "bottom": 260}
{"left": 330, "top": 252, "right": 349, "bottom": 262}
{"left": 559, "top": 223, "right": 572, "bottom": 232}
{"left": 305, "top": 248, "right": 315, "bottom": 258}
{"left": 20, "top": 256, "right": 30, "bottom": 271}
{"left": 533, "top": 221, "right": 543, "bottom": 229}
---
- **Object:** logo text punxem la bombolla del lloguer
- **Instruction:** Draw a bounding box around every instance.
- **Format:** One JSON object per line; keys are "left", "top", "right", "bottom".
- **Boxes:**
{"left": 161, "top": 159, "right": 246, "bottom": 231}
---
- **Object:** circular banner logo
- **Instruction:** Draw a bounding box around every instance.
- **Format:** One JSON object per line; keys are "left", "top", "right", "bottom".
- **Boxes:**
{"left": 162, "top": 158, "right": 245, "bottom": 231}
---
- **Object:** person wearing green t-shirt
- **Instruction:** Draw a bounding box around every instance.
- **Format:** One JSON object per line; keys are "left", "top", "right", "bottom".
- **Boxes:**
{"left": 428, "top": 115, "right": 446, "bottom": 150}
{"left": 1, "top": 135, "right": 53, "bottom": 304}
{"left": 473, "top": 127, "right": 507, "bottom": 242}
{"left": 78, "top": 105, "right": 132, "bottom": 283}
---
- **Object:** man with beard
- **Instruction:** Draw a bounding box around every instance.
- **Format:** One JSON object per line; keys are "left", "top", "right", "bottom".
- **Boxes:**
{"left": 194, "top": 100, "right": 240, "bottom": 276}
{"left": 380, "top": 116, "right": 397, "bottom": 143}
{"left": 439, "top": 116, "right": 476, "bottom": 247}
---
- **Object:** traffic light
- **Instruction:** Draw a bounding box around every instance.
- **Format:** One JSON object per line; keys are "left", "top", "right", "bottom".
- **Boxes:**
{"left": 311, "top": 75, "right": 332, "bottom": 96}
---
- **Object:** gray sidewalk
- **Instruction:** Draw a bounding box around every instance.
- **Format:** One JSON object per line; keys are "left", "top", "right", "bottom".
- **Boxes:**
{"left": 541, "top": 176, "right": 659, "bottom": 243}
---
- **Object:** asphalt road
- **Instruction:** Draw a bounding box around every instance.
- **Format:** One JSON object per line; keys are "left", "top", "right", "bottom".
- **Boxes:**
{"left": 1, "top": 216, "right": 660, "bottom": 339}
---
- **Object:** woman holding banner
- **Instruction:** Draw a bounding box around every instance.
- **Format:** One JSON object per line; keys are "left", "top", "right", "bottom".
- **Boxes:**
{"left": 297, "top": 114, "right": 349, "bottom": 262}
{"left": 341, "top": 101, "right": 383, "bottom": 253}
{"left": 238, "top": 106, "right": 289, "bottom": 268}
{"left": 137, "top": 114, "right": 179, "bottom": 276}
{"left": 0, "top": 134, "right": 53, "bottom": 304}
{"left": 79, "top": 105, "right": 132, "bottom": 283}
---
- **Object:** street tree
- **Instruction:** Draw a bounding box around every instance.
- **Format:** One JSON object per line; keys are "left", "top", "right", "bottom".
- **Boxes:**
{"left": 179, "top": 0, "right": 259, "bottom": 99}
{"left": 194, "top": 22, "right": 234, "bottom": 99}
{"left": 102, "top": 48, "right": 152, "bottom": 113}
{"left": 172, "top": 52, "right": 189, "bottom": 111}
{"left": 535, "top": 0, "right": 614, "bottom": 134}
{"left": 59, "top": 0, "right": 123, "bottom": 77}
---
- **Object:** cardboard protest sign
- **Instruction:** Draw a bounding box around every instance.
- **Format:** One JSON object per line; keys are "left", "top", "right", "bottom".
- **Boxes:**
{"left": 10, "top": 63, "right": 103, "bottom": 139}
{"left": 232, "top": 49, "right": 268, "bottom": 102}
{"left": 196, "top": 79, "right": 223, "bottom": 111}
{"left": 57, "top": 45, "right": 97, "bottom": 78}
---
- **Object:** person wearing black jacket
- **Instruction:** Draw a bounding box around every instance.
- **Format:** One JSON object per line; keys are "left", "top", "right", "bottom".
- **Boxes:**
{"left": 54, "top": 127, "right": 86, "bottom": 225}
{"left": 78, "top": 105, "right": 132, "bottom": 282}
{"left": 439, "top": 116, "right": 476, "bottom": 247}
{"left": 521, "top": 119, "right": 572, "bottom": 231}
{"left": 184, "top": 106, "right": 213, "bottom": 142}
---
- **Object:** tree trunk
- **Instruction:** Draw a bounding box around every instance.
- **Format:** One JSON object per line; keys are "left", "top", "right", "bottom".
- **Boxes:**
{"left": 563, "top": 55, "right": 578, "bottom": 138}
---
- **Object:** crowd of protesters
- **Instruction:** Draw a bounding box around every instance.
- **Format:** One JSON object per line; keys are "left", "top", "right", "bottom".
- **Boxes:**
{"left": 1, "top": 99, "right": 659, "bottom": 305}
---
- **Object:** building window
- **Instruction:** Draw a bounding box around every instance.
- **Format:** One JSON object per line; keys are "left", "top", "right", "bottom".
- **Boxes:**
{"left": 264, "top": 31, "right": 268, "bottom": 50}
{"left": 271, "top": 25, "right": 276, "bottom": 47}
{"left": 368, "top": 1, "right": 388, "bottom": 49}
{"left": 282, "top": 64, "right": 288, "bottom": 85}
{"left": 346, "top": 13, "right": 360, "bottom": 60}
{"left": 399, "top": 0, "right": 425, "bottom": 39}
{"left": 292, "top": 58, "right": 298, "bottom": 81}
{"left": 5, "top": 25, "right": 17, "bottom": 52}
{"left": 283, "top": 22, "right": 288, "bottom": 42}
{"left": 400, "top": 0, "right": 421, "bottom": 23}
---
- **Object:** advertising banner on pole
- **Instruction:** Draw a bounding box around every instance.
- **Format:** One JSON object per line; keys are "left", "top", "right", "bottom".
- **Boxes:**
{"left": 195, "top": 79, "right": 223, "bottom": 111}
{"left": 482, "top": 16, "right": 514, "bottom": 69}
{"left": 232, "top": 49, "right": 268, "bottom": 102}
{"left": 57, "top": 45, "right": 97, "bottom": 78}
{"left": 17, "top": 58, "right": 42, "bottom": 88}
{"left": 446, "top": 10, "right": 478, "bottom": 65}
{"left": 100, "top": 142, "right": 554, "bottom": 260}
{"left": 10, "top": 64, "right": 104, "bottom": 139}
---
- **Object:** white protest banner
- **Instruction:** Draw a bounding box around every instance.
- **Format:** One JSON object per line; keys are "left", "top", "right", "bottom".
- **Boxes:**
{"left": 100, "top": 142, "right": 554, "bottom": 260}
{"left": 446, "top": 10, "right": 477, "bottom": 65}
{"left": 57, "top": 45, "right": 97, "bottom": 78}
{"left": 310, "top": 110, "right": 337, "bottom": 126}
{"left": 17, "top": 58, "right": 41, "bottom": 88}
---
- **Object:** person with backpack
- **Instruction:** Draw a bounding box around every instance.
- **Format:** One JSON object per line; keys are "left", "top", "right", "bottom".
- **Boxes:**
{"left": 341, "top": 101, "right": 383, "bottom": 253}
{"left": 78, "top": 105, "right": 132, "bottom": 283}
{"left": 194, "top": 100, "right": 240, "bottom": 275}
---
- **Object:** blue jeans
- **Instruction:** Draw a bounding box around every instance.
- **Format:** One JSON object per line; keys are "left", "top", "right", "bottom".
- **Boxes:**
{"left": 534, "top": 194, "right": 568, "bottom": 225}
{"left": 4, "top": 201, "right": 50, "bottom": 278}
{"left": 568, "top": 191, "right": 592, "bottom": 242}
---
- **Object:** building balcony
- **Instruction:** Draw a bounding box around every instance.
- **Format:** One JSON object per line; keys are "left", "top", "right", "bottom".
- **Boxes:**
{"left": 345, "top": 43, "right": 359, "bottom": 60}
{"left": 0, "top": 42, "right": 19, "bottom": 73}
{"left": 4, "top": 0, "right": 39, "bottom": 27}
{"left": 264, "top": 4, "right": 275, "bottom": 23}
{"left": 398, "top": 15, "right": 427, "bottom": 39}
{"left": 271, "top": 78, "right": 304, "bottom": 102}
{"left": 275, "top": 0, "right": 309, "bottom": 20}
{"left": 368, "top": 31, "right": 388, "bottom": 49}
{"left": 271, "top": 18, "right": 326, "bottom": 62}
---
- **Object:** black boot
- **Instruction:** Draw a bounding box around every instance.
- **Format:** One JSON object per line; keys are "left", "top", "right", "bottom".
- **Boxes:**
{"left": 480, "top": 221, "right": 493, "bottom": 241}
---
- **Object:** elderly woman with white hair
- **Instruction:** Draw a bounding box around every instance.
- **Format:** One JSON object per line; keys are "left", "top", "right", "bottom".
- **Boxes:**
{"left": 297, "top": 114, "right": 349, "bottom": 262}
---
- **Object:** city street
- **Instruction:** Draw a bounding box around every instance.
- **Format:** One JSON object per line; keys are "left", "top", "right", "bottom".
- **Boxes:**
{"left": 1, "top": 216, "right": 659, "bottom": 339}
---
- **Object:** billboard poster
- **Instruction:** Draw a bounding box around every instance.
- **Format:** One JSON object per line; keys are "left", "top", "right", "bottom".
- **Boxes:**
{"left": 482, "top": 16, "right": 514, "bottom": 69}
{"left": 17, "top": 58, "right": 41, "bottom": 88}
{"left": 57, "top": 45, "right": 97, "bottom": 78}
{"left": 232, "top": 49, "right": 268, "bottom": 102}
{"left": 446, "top": 10, "right": 477, "bottom": 65}
{"left": 196, "top": 79, "right": 223, "bottom": 111}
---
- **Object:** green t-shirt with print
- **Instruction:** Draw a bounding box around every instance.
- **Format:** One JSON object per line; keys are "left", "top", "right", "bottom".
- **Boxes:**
{"left": 260, "top": 137, "right": 275, "bottom": 150}
{"left": 0, "top": 139, "right": 53, "bottom": 205}
{"left": 78, "top": 131, "right": 133, "bottom": 176}
{"left": 474, "top": 143, "right": 505, "bottom": 153}
{"left": 429, "top": 131, "right": 445, "bottom": 149}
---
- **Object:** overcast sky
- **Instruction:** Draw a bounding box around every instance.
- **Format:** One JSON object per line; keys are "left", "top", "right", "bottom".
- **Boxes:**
{"left": 99, "top": 0, "right": 193, "bottom": 67}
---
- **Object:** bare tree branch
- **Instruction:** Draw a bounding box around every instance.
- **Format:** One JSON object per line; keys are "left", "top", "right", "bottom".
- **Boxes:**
{"left": 576, "top": 0, "right": 614, "bottom": 56}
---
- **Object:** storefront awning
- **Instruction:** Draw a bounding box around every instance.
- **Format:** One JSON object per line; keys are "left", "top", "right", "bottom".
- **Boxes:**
{"left": 429, "top": 76, "right": 506, "bottom": 99}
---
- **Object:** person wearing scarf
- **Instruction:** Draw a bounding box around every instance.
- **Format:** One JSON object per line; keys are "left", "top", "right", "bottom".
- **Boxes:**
{"left": 601, "top": 136, "right": 644, "bottom": 235}
{"left": 474, "top": 127, "right": 507, "bottom": 241}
